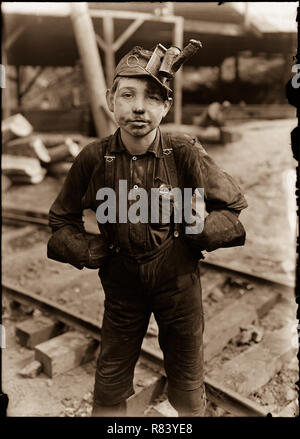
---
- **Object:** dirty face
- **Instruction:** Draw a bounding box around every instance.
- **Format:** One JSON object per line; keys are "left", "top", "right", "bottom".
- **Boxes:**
{"left": 106, "top": 77, "right": 172, "bottom": 139}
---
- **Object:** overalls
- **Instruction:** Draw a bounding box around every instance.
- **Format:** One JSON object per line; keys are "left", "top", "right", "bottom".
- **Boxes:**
{"left": 92, "top": 132, "right": 206, "bottom": 417}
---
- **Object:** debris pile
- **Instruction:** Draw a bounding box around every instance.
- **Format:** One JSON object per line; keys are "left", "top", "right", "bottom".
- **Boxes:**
{"left": 2, "top": 113, "right": 96, "bottom": 189}
{"left": 59, "top": 392, "right": 93, "bottom": 417}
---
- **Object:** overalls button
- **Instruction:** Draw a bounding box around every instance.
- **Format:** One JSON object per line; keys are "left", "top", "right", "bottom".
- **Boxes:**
{"left": 174, "top": 231, "right": 179, "bottom": 238}
{"left": 132, "top": 156, "right": 137, "bottom": 160}
{"left": 133, "top": 184, "right": 139, "bottom": 190}
{"left": 115, "top": 247, "right": 120, "bottom": 253}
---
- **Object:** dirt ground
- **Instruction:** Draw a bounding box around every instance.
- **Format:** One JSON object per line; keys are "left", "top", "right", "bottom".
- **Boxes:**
{"left": 2, "top": 117, "right": 299, "bottom": 417}
{"left": 202, "top": 118, "right": 297, "bottom": 286}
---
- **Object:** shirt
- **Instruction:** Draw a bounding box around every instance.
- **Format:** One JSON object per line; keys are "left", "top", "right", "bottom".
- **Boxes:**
{"left": 49, "top": 128, "right": 248, "bottom": 256}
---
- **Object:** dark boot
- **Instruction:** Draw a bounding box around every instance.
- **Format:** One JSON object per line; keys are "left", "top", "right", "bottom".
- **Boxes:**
{"left": 91, "top": 400, "right": 127, "bottom": 417}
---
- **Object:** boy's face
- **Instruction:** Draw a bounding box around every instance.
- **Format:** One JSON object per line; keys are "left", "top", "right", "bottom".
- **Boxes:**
{"left": 106, "top": 77, "right": 172, "bottom": 139}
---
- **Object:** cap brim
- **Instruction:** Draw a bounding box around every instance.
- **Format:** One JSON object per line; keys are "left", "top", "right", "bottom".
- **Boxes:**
{"left": 115, "top": 68, "right": 172, "bottom": 95}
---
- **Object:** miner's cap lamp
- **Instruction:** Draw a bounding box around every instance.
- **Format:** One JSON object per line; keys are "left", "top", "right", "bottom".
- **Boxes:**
{"left": 114, "top": 39, "right": 202, "bottom": 97}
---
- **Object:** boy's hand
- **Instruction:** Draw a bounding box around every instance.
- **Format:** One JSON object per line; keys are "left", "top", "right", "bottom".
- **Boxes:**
{"left": 85, "top": 235, "right": 109, "bottom": 269}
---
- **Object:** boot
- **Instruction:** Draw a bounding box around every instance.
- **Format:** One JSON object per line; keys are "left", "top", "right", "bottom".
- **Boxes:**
{"left": 91, "top": 400, "right": 127, "bottom": 417}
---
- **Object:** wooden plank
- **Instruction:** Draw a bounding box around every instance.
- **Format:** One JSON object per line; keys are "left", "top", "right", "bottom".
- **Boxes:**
{"left": 2, "top": 113, "right": 33, "bottom": 143}
{"left": 204, "top": 301, "right": 257, "bottom": 362}
{"left": 16, "top": 316, "right": 64, "bottom": 348}
{"left": 127, "top": 362, "right": 166, "bottom": 417}
{"left": 34, "top": 331, "right": 99, "bottom": 377}
{"left": 3, "top": 137, "right": 51, "bottom": 163}
{"left": 204, "top": 377, "right": 270, "bottom": 417}
{"left": 47, "top": 139, "right": 80, "bottom": 163}
{"left": 207, "top": 325, "right": 297, "bottom": 396}
{"left": 2, "top": 155, "right": 44, "bottom": 177}
{"left": 3, "top": 282, "right": 102, "bottom": 342}
{"left": 151, "top": 399, "right": 178, "bottom": 417}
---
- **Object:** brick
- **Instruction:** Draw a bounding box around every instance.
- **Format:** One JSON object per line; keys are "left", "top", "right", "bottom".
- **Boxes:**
{"left": 207, "top": 325, "right": 297, "bottom": 396}
{"left": 34, "top": 331, "right": 99, "bottom": 377}
{"left": 16, "top": 316, "right": 64, "bottom": 348}
{"left": 204, "top": 301, "right": 257, "bottom": 362}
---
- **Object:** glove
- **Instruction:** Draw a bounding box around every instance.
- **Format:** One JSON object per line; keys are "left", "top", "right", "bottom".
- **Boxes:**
{"left": 85, "top": 234, "right": 109, "bottom": 269}
{"left": 185, "top": 209, "right": 246, "bottom": 254}
{"left": 47, "top": 225, "right": 108, "bottom": 270}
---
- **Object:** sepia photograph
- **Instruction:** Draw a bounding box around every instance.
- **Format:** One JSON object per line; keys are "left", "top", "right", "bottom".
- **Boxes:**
{"left": 1, "top": 1, "right": 299, "bottom": 422}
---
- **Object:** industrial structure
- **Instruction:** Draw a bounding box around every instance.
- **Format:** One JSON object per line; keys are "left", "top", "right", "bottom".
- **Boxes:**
{"left": 2, "top": 2, "right": 297, "bottom": 137}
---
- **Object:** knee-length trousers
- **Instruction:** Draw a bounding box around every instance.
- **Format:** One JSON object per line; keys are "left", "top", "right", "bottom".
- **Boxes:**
{"left": 93, "top": 236, "right": 206, "bottom": 417}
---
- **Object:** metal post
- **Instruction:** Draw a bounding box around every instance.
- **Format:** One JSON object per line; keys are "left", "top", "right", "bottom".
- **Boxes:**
{"left": 103, "top": 16, "right": 115, "bottom": 88}
{"left": 173, "top": 18, "right": 184, "bottom": 125}
{"left": 70, "top": 3, "right": 116, "bottom": 138}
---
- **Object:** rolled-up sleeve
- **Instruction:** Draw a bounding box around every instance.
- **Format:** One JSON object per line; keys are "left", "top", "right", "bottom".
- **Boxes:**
{"left": 185, "top": 141, "right": 248, "bottom": 214}
{"left": 48, "top": 141, "right": 100, "bottom": 232}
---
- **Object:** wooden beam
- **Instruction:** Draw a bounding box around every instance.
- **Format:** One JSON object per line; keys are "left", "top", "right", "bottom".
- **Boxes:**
{"left": 20, "top": 67, "right": 44, "bottom": 99}
{"left": 70, "top": 3, "right": 116, "bottom": 138}
{"left": 113, "top": 18, "right": 145, "bottom": 52}
{"left": 4, "top": 24, "right": 27, "bottom": 50}
{"left": 90, "top": 8, "right": 182, "bottom": 25}
{"left": 103, "top": 17, "right": 115, "bottom": 87}
{"left": 173, "top": 17, "right": 184, "bottom": 125}
{"left": 95, "top": 33, "right": 107, "bottom": 52}
{"left": 184, "top": 19, "right": 244, "bottom": 37}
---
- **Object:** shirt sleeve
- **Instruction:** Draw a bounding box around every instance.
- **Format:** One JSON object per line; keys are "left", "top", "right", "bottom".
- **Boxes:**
{"left": 48, "top": 141, "right": 101, "bottom": 232}
{"left": 185, "top": 140, "right": 248, "bottom": 214}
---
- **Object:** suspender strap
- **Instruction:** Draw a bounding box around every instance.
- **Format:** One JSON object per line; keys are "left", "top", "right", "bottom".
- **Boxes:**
{"left": 161, "top": 132, "right": 179, "bottom": 189}
{"left": 102, "top": 140, "right": 119, "bottom": 249}
{"left": 161, "top": 132, "right": 181, "bottom": 234}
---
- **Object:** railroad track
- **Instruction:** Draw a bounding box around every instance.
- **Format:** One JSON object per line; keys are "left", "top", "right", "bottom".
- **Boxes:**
{"left": 2, "top": 215, "right": 298, "bottom": 418}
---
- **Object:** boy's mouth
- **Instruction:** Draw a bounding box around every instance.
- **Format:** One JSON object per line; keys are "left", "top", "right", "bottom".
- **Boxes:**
{"left": 128, "top": 118, "right": 149, "bottom": 123}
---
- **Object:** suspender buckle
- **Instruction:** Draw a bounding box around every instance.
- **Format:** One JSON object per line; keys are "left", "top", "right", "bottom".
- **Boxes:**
{"left": 104, "top": 155, "right": 116, "bottom": 163}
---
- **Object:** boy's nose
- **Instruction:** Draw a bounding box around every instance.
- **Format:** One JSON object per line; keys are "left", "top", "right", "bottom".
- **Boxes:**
{"left": 132, "top": 97, "right": 145, "bottom": 113}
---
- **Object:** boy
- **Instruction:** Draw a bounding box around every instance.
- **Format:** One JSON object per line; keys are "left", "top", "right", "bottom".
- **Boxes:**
{"left": 48, "top": 43, "right": 247, "bottom": 417}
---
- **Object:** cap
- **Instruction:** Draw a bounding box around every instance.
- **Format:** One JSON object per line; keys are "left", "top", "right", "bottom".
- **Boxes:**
{"left": 113, "top": 40, "right": 202, "bottom": 98}
{"left": 114, "top": 45, "right": 172, "bottom": 97}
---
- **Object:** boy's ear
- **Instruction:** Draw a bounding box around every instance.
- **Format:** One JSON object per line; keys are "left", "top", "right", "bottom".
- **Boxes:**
{"left": 106, "top": 89, "right": 114, "bottom": 112}
{"left": 162, "top": 97, "right": 173, "bottom": 118}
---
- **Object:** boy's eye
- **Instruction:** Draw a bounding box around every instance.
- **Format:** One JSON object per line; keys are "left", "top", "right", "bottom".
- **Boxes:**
{"left": 148, "top": 95, "right": 160, "bottom": 101}
{"left": 122, "top": 92, "right": 133, "bottom": 98}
